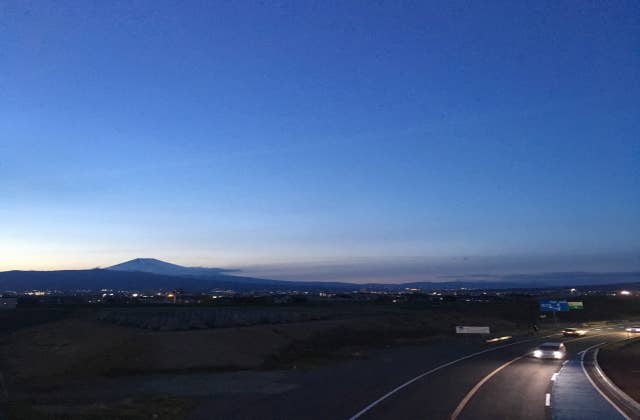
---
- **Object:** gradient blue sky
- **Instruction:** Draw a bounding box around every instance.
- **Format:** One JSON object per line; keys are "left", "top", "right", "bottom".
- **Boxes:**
{"left": 1, "top": 1, "right": 639, "bottom": 281}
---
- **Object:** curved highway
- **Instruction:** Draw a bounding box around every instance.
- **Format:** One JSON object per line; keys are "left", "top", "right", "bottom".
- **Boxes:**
{"left": 350, "top": 326, "right": 629, "bottom": 420}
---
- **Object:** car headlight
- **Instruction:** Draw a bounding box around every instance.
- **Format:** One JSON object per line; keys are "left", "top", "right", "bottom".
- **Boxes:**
{"left": 626, "top": 328, "right": 632, "bottom": 332}
{"left": 553, "top": 351, "right": 562, "bottom": 359}
{"left": 533, "top": 350, "right": 542, "bottom": 358}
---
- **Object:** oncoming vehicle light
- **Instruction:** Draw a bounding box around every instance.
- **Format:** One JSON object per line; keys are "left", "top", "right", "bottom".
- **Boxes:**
{"left": 533, "top": 350, "right": 542, "bottom": 358}
{"left": 553, "top": 351, "right": 562, "bottom": 359}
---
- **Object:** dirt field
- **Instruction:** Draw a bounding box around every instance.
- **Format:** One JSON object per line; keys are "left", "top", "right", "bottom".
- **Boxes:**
{"left": 0, "top": 302, "right": 531, "bottom": 418}
{"left": 0, "top": 310, "right": 516, "bottom": 383}
{"left": 0, "top": 298, "right": 617, "bottom": 419}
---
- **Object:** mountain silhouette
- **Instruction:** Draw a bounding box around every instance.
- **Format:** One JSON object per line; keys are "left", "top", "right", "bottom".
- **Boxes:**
{"left": 107, "top": 258, "right": 232, "bottom": 277}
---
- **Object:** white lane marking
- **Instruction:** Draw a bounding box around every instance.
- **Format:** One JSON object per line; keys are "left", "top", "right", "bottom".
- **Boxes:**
{"left": 347, "top": 333, "right": 560, "bottom": 420}
{"left": 545, "top": 393, "right": 551, "bottom": 407}
{"left": 450, "top": 354, "right": 525, "bottom": 420}
{"left": 551, "top": 373, "right": 558, "bottom": 381}
{"left": 580, "top": 342, "right": 631, "bottom": 420}
{"left": 348, "top": 328, "right": 627, "bottom": 420}
{"left": 447, "top": 332, "right": 615, "bottom": 420}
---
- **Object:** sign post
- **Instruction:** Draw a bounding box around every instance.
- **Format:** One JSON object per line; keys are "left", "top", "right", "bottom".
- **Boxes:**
{"left": 539, "top": 300, "right": 570, "bottom": 328}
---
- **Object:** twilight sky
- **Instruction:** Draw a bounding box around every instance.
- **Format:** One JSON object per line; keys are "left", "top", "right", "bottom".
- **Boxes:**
{"left": 1, "top": 1, "right": 639, "bottom": 282}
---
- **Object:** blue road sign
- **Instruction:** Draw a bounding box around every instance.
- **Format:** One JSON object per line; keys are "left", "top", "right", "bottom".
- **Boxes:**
{"left": 539, "top": 300, "right": 569, "bottom": 312}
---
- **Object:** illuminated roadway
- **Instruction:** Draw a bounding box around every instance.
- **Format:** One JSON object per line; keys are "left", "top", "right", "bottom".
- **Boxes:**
{"left": 349, "top": 326, "right": 630, "bottom": 420}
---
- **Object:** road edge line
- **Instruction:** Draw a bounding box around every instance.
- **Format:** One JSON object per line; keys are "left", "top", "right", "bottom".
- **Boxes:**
{"left": 450, "top": 354, "right": 525, "bottom": 419}
{"left": 348, "top": 333, "right": 559, "bottom": 420}
{"left": 580, "top": 342, "right": 631, "bottom": 420}
{"left": 592, "top": 346, "right": 640, "bottom": 414}
{"left": 447, "top": 332, "right": 614, "bottom": 420}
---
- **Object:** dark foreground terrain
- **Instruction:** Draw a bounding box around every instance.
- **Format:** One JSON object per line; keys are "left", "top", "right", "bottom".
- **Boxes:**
{"left": 0, "top": 295, "right": 638, "bottom": 419}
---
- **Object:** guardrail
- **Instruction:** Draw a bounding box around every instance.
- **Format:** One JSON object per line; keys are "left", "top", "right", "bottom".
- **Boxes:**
{"left": 593, "top": 346, "right": 640, "bottom": 417}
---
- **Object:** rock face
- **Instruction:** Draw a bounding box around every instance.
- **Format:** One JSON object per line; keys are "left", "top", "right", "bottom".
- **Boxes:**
{"left": 97, "top": 307, "right": 332, "bottom": 331}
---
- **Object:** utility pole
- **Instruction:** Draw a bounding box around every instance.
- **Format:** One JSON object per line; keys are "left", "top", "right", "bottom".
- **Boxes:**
{"left": 529, "top": 300, "right": 536, "bottom": 334}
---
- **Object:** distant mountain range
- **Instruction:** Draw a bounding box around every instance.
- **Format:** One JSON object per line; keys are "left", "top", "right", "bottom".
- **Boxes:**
{"left": 0, "top": 258, "right": 638, "bottom": 293}
{"left": 0, "top": 258, "right": 349, "bottom": 293}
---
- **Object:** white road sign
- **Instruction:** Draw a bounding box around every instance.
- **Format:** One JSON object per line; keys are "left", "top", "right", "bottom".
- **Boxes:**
{"left": 456, "top": 326, "right": 490, "bottom": 334}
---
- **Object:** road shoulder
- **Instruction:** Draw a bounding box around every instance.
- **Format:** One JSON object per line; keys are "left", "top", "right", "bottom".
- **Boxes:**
{"left": 551, "top": 348, "right": 625, "bottom": 420}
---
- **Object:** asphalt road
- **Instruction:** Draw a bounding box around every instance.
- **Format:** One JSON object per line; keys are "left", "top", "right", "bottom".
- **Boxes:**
{"left": 353, "top": 327, "right": 629, "bottom": 420}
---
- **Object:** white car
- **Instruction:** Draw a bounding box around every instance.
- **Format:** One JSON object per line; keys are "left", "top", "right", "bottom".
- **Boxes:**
{"left": 625, "top": 326, "right": 640, "bottom": 333}
{"left": 562, "top": 328, "right": 586, "bottom": 337}
{"left": 533, "top": 342, "right": 567, "bottom": 359}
